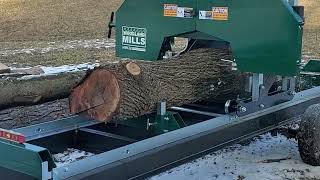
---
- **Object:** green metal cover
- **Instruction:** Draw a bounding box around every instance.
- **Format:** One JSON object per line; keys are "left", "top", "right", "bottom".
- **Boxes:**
{"left": 302, "top": 60, "right": 320, "bottom": 73}
{"left": 115, "top": 0, "right": 303, "bottom": 76}
{"left": 0, "top": 140, "right": 55, "bottom": 179}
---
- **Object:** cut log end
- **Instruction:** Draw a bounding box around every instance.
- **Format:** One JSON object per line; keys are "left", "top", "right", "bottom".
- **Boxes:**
{"left": 126, "top": 62, "right": 141, "bottom": 76}
{"left": 69, "top": 69, "right": 120, "bottom": 121}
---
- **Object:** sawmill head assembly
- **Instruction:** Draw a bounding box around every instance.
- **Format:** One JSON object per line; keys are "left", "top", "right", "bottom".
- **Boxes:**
{"left": 1, "top": 0, "right": 320, "bottom": 179}
{"left": 114, "top": 0, "right": 304, "bottom": 76}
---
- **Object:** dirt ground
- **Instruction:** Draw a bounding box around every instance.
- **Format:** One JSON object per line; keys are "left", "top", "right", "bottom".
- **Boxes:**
{"left": 0, "top": 0, "right": 122, "bottom": 66}
{"left": 300, "top": 0, "right": 320, "bottom": 59}
{"left": 0, "top": 0, "right": 123, "bottom": 41}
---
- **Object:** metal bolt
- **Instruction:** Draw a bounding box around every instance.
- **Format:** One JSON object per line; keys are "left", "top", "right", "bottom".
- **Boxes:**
{"left": 126, "top": 150, "right": 130, "bottom": 154}
{"left": 164, "top": 117, "right": 169, "bottom": 121}
{"left": 64, "top": 168, "right": 69, "bottom": 172}
{"left": 239, "top": 106, "right": 247, "bottom": 112}
{"left": 259, "top": 104, "right": 265, "bottom": 108}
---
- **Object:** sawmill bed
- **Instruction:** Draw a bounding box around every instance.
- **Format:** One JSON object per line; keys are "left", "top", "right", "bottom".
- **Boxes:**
{"left": 1, "top": 86, "right": 320, "bottom": 180}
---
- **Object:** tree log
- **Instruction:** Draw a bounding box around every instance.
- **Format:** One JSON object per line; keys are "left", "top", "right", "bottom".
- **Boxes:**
{"left": 0, "top": 99, "right": 69, "bottom": 129}
{"left": 70, "top": 48, "right": 246, "bottom": 121}
{"left": 0, "top": 72, "right": 86, "bottom": 109}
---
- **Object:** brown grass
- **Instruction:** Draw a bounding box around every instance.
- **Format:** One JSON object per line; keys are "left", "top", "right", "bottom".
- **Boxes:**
{"left": 0, "top": 0, "right": 123, "bottom": 41}
{"left": 300, "top": 0, "right": 320, "bottom": 58}
{"left": 301, "top": 0, "right": 320, "bottom": 29}
{"left": 0, "top": 0, "right": 318, "bottom": 66}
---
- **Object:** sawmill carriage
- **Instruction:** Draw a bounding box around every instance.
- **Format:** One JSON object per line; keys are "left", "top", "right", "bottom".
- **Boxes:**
{"left": 1, "top": 0, "right": 320, "bottom": 179}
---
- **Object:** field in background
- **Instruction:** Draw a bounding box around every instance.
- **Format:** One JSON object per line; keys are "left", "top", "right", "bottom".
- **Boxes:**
{"left": 0, "top": 0, "right": 123, "bottom": 41}
{"left": 0, "top": 0, "right": 319, "bottom": 66}
{"left": 300, "top": 0, "right": 320, "bottom": 58}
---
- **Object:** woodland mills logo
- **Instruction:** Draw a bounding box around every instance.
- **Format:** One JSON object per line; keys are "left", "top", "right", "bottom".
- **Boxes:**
{"left": 122, "top": 26, "right": 147, "bottom": 52}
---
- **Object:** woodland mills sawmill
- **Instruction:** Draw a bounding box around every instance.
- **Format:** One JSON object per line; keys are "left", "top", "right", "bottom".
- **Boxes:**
{"left": 1, "top": 0, "right": 320, "bottom": 179}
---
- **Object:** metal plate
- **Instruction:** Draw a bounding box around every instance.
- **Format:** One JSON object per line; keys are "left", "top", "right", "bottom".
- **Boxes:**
{"left": 14, "top": 116, "right": 100, "bottom": 141}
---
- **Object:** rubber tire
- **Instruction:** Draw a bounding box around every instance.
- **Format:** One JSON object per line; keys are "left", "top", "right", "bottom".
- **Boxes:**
{"left": 298, "top": 104, "right": 320, "bottom": 166}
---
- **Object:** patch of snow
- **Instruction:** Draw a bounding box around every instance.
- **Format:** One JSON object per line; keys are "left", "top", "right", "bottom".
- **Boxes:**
{"left": 41, "top": 63, "right": 97, "bottom": 75}
{"left": 17, "top": 62, "right": 99, "bottom": 80}
{"left": 53, "top": 148, "right": 94, "bottom": 167}
{"left": 151, "top": 133, "right": 320, "bottom": 180}
{"left": 0, "top": 39, "right": 115, "bottom": 56}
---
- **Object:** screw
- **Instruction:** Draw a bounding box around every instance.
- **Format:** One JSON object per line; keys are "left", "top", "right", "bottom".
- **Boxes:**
{"left": 239, "top": 106, "right": 247, "bottom": 112}
{"left": 259, "top": 104, "right": 265, "bottom": 108}
{"left": 164, "top": 117, "right": 169, "bottom": 121}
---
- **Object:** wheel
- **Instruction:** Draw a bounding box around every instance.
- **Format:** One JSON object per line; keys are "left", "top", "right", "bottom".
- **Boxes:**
{"left": 298, "top": 104, "right": 320, "bottom": 166}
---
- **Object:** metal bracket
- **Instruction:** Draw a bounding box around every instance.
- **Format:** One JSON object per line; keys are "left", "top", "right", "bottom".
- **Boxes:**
{"left": 234, "top": 74, "right": 295, "bottom": 116}
{"left": 157, "top": 101, "right": 167, "bottom": 116}
{"left": 41, "top": 161, "right": 52, "bottom": 180}
{"left": 146, "top": 102, "right": 186, "bottom": 134}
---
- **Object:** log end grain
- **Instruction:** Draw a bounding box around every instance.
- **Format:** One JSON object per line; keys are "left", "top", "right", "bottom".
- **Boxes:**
{"left": 69, "top": 69, "right": 120, "bottom": 121}
{"left": 126, "top": 62, "right": 141, "bottom": 76}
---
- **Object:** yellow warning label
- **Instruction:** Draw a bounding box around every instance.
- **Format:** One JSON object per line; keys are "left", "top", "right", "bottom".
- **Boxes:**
{"left": 164, "top": 4, "right": 178, "bottom": 17}
{"left": 212, "top": 7, "right": 228, "bottom": 21}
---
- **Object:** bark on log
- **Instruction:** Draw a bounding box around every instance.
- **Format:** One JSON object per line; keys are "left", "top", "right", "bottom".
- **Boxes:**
{"left": 0, "top": 72, "right": 86, "bottom": 109}
{"left": 70, "top": 48, "right": 246, "bottom": 121}
{"left": 0, "top": 99, "right": 69, "bottom": 129}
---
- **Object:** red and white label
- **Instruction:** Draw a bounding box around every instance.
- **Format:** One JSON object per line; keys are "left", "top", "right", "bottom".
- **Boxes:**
{"left": 0, "top": 128, "right": 25, "bottom": 144}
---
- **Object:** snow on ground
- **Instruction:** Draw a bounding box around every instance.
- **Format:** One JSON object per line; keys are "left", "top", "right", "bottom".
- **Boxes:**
{"left": 49, "top": 132, "right": 320, "bottom": 179}
{"left": 40, "top": 63, "right": 98, "bottom": 75}
{"left": 52, "top": 148, "right": 95, "bottom": 167}
{"left": 16, "top": 62, "right": 99, "bottom": 80}
{"left": 0, "top": 38, "right": 115, "bottom": 56}
{"left": 151, "top": 133, "right": 320, "bottom": 180}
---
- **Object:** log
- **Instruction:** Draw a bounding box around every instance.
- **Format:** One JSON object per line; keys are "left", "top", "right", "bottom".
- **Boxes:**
{"left": 70, "top": 48, "right": 246, "bottom": 121}
{"left": 0, "top": 99, "right": 69, "bottom": 129}
{"left": 0, "top": 72, "right": 86, "bottom": 109}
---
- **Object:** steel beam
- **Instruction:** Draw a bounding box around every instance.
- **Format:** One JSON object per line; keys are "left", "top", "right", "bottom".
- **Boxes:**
{"left": 14, "top": 116, "right": 100, "bottom": 141}
{"left": 79, "top": 128, "right": 137, "bottom": 143}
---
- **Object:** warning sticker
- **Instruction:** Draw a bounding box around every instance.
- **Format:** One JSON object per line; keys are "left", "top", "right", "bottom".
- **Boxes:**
{"left": 164, "top": 4, "right": 193, "bottom": 18}
{"left": 177, "top": 7, "right": 193, "bottom": 18}
{"left": 122, "top": 26, "right": 147, "bottom": 52}
{"left": 164, "top": 4, "right": 178, "bottom": 17}
{"left": 212, "top": 7, "right": 228, "bottom": 21}
{"left": 199, "top": 11, "right": 213, "bottom": 20}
